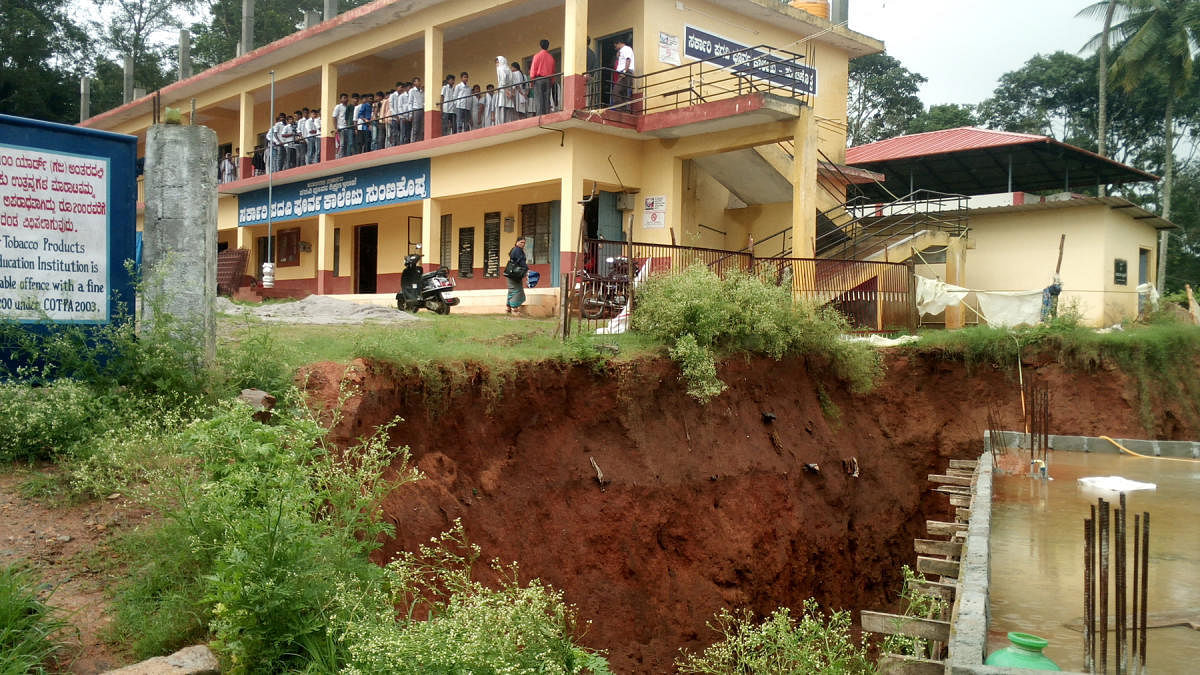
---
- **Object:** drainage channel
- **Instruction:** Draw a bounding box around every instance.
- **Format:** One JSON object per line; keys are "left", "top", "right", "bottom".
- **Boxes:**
{"left": 946, "top": 434, "right": 1200, "bottom": 674}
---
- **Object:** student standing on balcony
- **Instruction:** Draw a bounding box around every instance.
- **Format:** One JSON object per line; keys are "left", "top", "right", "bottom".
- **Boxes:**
{"left": 219, "top": 152, "right": 237, "bottom": 183}
{"left": 372, "top": 91, "right": 385, "bottom": 150}
{"left": 399, "top": 82, "right": 413, "bottom": 145}
{"left": 269, "top": 113, "right": 286, "bottom": 171}
{"left": 483, "top": 84, "right": 497, "bottom": 127}
{"left": 388, "top": 82, "right": 404, "bottom": 147}
{"left": 454, "top": 72, "right": 473, "bottom": 132}
{"left": 332, "top": 93, "right": 350, "bottom": 158}
{"left": 495, "top": 57, "right": 515, "bottom": 124}
{"left": 471, "top": 84, "right": 485, "bottom": 128}
{"left": 410, "top": 77, "right": 425, "bottom": 142}
{"left": 355, "top": 93, "right": 373, "bottom": 153}
{"left": 510, "top": 60, "right": 530, "bottom": 118}
{"left": 530, "top": 39, "right": 556, "bottom": 116}
{"left": 306, "top": 109, "right": 321, "bottom": 164}
{"left": 440, "top": 74, "right": 456, "bottom": 135}
{"left": 612, "top": 38, "right": 635, "bottom": 109}
{"left": 347, "top": 94, "right": 362, "bottom": 155}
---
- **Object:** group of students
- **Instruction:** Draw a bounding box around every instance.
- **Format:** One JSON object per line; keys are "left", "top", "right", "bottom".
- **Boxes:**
{"left": 332, "top": 80, "right": 427, "bottom": 159}
{"left": 264, "top": 108, "right": 324, "bottom": 172}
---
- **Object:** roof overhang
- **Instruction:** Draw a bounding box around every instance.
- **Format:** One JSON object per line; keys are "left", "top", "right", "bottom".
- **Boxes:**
{"left": 967, "top": 195, "right": 1177, "bottom": 230}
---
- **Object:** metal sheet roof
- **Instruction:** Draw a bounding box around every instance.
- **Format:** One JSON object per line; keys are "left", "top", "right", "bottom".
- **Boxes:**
{"left": 845, "top": 127, "right": 1159, "bottom": 201}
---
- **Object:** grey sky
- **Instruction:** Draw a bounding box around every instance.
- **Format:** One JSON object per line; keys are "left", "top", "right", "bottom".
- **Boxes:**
{"left": 847, "top": 0, "right": 1102, "bottom": 107}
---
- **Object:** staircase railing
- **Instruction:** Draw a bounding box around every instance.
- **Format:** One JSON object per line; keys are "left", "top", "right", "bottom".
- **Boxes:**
{"left": 818, "top": 190, "right": 969, "bottom": 260}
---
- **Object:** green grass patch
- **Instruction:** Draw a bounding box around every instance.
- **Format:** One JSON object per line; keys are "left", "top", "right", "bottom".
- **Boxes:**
{"left": 0, "top": 565, "right": 69, "bottom": 674}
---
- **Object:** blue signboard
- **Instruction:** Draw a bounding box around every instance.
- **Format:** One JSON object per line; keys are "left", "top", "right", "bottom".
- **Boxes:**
{"left": 237, "top": 158, "right": 430, "bottom": 226}
{"left": 0, "top": 114, "right": 137, "bottom": 325}
{"left": 684, "top": 26, "right": 818, "bottom": 96}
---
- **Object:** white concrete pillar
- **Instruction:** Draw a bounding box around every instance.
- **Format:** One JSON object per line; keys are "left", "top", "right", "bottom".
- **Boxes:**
{"left": 178, "top": 29, "right": 192, "bottom": 80}
{"left": 79, "top": 77, "right": 90, "bottom": 122}
{"left": 791, "top": 105, "right": 818, "bottom": 258}
{"left": 241, "top": 0, "right": 254, "bottom": 56}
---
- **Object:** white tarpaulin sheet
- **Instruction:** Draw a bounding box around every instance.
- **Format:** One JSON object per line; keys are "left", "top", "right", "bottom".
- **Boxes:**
{"left": 975, "top": 290, "right": 1044, "bottom": 328}
{"left": 1078, "top": 476, "right": 1157, "bottom": 493}
{"left": 916, "top": 276, "right": 969, "bottom": 316}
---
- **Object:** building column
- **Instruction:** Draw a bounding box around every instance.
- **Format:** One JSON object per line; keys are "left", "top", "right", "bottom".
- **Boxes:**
{"left": 562, "top": 0, "right": 588, "bottom": 111}
{"left": 238, "top": 91, "right": 255, "bottom": 179}
{"left": 790, "top": 104, "right": 818, "bottom": 258}
{"left": 320, "top": 63, "right": 338, "bottom": 161}
{"left": 316, "top": 213, "right": 335, "bottom": 294}
{"left": 944, "top": 234, "right": 967, "bottom": 330}
{"left": 560, "top": 154, "right": 583, "bottom": 278}
{"left": 421, "top": 198, "right": 441, "bottom": 268}
{"left": 423, "top": 27, "right": 443, "bottom": 140}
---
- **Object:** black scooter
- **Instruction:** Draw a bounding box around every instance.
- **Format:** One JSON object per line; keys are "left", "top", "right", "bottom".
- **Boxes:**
{"left": 396, "top": 248, "right": 459, "bottom": 314}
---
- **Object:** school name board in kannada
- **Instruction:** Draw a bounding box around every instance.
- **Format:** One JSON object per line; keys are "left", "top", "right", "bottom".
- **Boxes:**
{"left": 684, "top": 26, "right": 818, "bottom": 96}
{"left": 0, "top": 144, "right": 110, "bottom": 322}
{"left": 237, "top": 159, "right": 431, "bottom": 226}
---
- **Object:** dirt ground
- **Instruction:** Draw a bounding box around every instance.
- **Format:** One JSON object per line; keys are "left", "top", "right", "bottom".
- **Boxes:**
{"left": 301, "top": 350, "right": 1193, "bottom": 673}
{"left": 4, "top": 348, "right": 1194, "bottom": 674}
{"left": 0, "top": 471, "right": 145, "bottom": 673}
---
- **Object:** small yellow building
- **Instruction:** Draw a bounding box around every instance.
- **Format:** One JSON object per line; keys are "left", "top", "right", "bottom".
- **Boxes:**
{"left": 82, "top": 0, "right": 882, "bottom": 309}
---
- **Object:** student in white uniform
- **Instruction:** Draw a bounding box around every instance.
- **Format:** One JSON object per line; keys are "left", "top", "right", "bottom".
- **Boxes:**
{"left": 454, "top": 72, "right": 472, "bottom": 133}
{"left": 306, "top": 109, "right": 321, "bottom": 164}
{"left": 409, "top": 77, "right": 425, "bottom": 143}
{"left": 440, "top": 74, "right": 456, "bottom": 136}
{"left": 509, "top": 61, "right": 529, "bottom": 118}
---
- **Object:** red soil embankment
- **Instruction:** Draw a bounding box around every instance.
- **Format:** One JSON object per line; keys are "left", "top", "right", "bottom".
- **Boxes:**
{"left": 301, "top": 351, "right": 1193, "bottom": 673}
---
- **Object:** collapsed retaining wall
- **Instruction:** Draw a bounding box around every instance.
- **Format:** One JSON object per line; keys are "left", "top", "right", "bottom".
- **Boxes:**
{"left": 301, "top": 352, "right": 1196, "bottom": 673}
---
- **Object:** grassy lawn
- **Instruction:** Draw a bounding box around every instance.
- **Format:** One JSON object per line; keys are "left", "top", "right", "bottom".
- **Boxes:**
{"left": 217, "top": 312, "right": 666, "bottom": 372}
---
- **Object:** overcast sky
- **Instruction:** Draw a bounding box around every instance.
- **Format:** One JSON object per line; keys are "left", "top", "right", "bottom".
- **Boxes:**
{"left": 847, "top": 0, "right": 1102, "bottom": 107}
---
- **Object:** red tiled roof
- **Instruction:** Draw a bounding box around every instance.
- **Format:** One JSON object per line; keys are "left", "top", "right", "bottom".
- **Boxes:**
{"left": 845, "top": 127, "right": 1049, "bottom": 164}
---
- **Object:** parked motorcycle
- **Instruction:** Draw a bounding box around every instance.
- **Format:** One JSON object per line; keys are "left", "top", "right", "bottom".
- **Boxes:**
{"left": 396, "top": 248, "right": 459, "bottom": 314}
{"left": 577, "top": 256, "right": 632, "bottom": 319}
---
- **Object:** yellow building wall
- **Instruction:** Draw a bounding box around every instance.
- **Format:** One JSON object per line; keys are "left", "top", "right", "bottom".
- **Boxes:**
{"left": 964, "top": 204, "right": 1158, "bottom": 326}
{"left": 438, "top": 183, "right": 562, "bottom": 270}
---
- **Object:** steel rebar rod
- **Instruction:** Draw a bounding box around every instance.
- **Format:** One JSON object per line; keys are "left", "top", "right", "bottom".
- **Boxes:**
{"left": 1140, "top": 512, "right": 1149, "bottom": 674}
{"left": 1100, "top": 498, "right": 1110, "bottom": 675}
{"left": 1117, "top": 496, "right": 1126, "bottom": 674}
{"left": 1132, "top": 514, "right": 1139, "bottom": 670}
{"left": 1085, "top": 513, "right": 1095, "bottom": 672}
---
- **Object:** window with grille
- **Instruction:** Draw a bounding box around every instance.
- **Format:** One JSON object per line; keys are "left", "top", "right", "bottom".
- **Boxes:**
{"left": 440, "top": 214, "right": 452, "bottom": 268}
{"left": 277, "top": 228, "right": 301, "bottom": 267}
{"left": 520, "top": 202, "right": 551, "bottom": 265}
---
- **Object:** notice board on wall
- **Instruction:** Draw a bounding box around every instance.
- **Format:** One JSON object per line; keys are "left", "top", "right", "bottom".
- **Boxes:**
{"left": 0, "top": 114, "right": 136, "bottom": 326}
{"left": 483, "top": 212, "right": 501, "bottom": 278}
{"left": 458, "top": 227, "right": 475, "bottom": 278}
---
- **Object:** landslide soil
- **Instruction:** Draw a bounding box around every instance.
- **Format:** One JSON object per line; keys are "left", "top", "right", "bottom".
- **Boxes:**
{"left": 302, "top": 350, "right": 1198, "bottom": 673}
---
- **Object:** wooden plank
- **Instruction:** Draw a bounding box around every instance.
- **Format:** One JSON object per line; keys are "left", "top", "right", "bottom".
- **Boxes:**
{"left": 917, "top": 556, "right": 960, "bottom": 579}
{"left": 926, "top": 520, "right": 967, "bottom": 537}
{"left": 947, "top": 468, "right": 975, "bottom": 477}
{"left": 932, "top": 485, "right": 971, "bottom": 495}
{"left": 914, "top": 539, "right": 962, "bottom": 558}
{"left": 948, "top": 495, "right": 971, "bottom": 507}
{"left": 878, "top": 654, "right": 945, "bottom": 675}
{"left": 928, "top": 474, "right": 972, "bottom": 487}
{"left": 949, "top": 459, "right": 978, "bottom": 469}
{"left": 912, "top": 579, "right": 957, "bottom": 602}
{"left": 861, "top": 610, "right": 951, "bottom": 642}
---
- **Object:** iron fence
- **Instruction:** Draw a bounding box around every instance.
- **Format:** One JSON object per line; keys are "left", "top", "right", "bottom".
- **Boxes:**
{"left": 561, "top": 238, "right": 915, "bottom": 337}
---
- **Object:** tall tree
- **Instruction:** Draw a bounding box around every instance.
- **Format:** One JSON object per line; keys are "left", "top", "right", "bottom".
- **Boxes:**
{"left": 1078, "top": 0, "right": 1124, "bottom": 196}
{"left": 1107, "top": 0, "right": 1200, "bottom": 288}
{"left": 1165, "top": 161, "right": 1200, "bottom": 293}
{"left": 0, "top": 0, "right": 90, "bottom": 123}
{"left": 846, "top": 53, "right": 926, "bottom": 146}
{"left": 906, "top": 104, "right": 977, "bottom": 135}
{"left": 190, "top": 0, "right": 371, "bottom": 70}
{"left": 976, "top": 52, "right": 1098, "bottom": 147}
{"left": 95, "top": 0, "right": 188, "bottom": 97}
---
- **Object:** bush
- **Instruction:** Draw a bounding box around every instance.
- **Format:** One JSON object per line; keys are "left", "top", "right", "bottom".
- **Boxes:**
{"left": 0, "top": 565, "right": 68, "bottom": 674}
{"left": 633, "top": 266, "right": 881, "bottom": 401}
{"left": 676, "top": 599, "right": 874, "bottom": 674}
{"left": 0, "top": 380, "right": 106, "bottom": 463}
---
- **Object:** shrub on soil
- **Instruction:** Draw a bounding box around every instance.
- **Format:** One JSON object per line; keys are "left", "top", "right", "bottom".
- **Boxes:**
{"left": 0, "top": 565, "right": 68, "bottom": 674}
{"left": 633, "top": 265, "right": 881, "bottom": 401}
{"left": 675, "top": 599, "right": 874, "bottom": 674}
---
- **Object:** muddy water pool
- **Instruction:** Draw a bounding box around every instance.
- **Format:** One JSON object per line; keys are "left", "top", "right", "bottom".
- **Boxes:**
{"left": 990, "top": 451, "right": 1200, "bottom": 672}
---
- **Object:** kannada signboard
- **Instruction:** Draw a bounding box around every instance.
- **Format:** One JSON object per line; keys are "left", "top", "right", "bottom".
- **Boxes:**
{"left": 0, "top": 114, "right": 136, "bottom": 325}
{"left": 237, "top": 158, "right": 430, "bottom": 226}
{"left": 684, "top": 26, "right": 818, "bottom": 96}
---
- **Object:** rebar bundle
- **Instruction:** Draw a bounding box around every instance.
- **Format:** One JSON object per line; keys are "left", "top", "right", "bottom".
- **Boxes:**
{"left": 1083, "top": 494, "right": 1151, "bottom": 673}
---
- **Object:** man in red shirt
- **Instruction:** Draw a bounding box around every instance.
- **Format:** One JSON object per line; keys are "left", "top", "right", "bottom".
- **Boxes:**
{"left": 529, "top": 39, "right": 557, "bottom": 116}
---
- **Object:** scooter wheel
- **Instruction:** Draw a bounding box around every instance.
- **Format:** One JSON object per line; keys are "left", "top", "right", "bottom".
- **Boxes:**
{"left": 426, "top": 299, "right": 450, "bottom": 315}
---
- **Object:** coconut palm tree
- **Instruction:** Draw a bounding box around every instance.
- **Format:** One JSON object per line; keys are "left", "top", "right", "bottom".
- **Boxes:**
{"left": 1078, "top": 0, "right": 1125, "bottom": 196}
{"left": 1106, "top": 0, "right": 1200, "bottom": 289}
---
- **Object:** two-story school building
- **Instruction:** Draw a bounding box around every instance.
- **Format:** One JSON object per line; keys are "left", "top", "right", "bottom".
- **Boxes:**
{"left": 81, "top": 0, "right": 881, "bottom": 309}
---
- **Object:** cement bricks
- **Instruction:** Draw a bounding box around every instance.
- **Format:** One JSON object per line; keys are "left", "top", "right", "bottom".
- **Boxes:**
{"left": 991, "top": 430, "right": 1199, "bottom": 459}
{"left": 141, "top": 124, "right": 218, "bottom": 363}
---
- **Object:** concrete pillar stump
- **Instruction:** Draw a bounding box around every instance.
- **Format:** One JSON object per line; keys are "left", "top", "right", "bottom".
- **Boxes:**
{"left": 142, "top": 124, "right": 218, "bottom": 364}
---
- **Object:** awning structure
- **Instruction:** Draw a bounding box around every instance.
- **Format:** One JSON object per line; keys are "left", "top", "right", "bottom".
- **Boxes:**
{"left": 845, "top": 127, "right": 1159, "bottom": 201}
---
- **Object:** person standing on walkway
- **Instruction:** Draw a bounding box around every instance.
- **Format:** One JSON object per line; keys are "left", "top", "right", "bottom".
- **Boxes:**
{"left": 410, "top": 77, "right": 425, "bottom": 142}
{"left": 505, "top": 236, "right": 528, "bottom": 314}
{"left": 454, "top": 72, "right": 473, "bottom": 132}
{"left": 495, "top": 57, "right": 515, "bottom": 124}
{"left": 332, "top": 93, "right": 350, "bottom": 158}
{"left": 510, "top": 60, "right": 530, "bottom": 118}
{"left": 530, "top": 39, "right": 556, "bottom": 116}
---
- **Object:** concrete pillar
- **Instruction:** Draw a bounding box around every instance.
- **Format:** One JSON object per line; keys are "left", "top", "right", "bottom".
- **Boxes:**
{"left": 237, "top": 91, "right": 255, "bottom": 179}
{"left": 562, "top": 0, "right": 588, "bottom": 110}
{"left": 831, "top": 0, "right": 848, "bottom": 25}
{"left": 178, "top": 29, "right": 192, "bottom": 80}
{"left": 79, "top": 77, "right": 90, "bottom": 122}
{"left": 423, "top": 26, "right": 443, "bottom": 139}
{"left": 320, "top": 63, "right": 338, "bottom": 161}
{"left": 944, "top": 234, "right": 967, "bottom": 330}
{"left": 241, "top": 0, "right": 254, "bottom": 56}
{"left": 304, "top": 10, "right": 321, "bottom": 29}
{"left": 142, "top": 124, "right": 219, "bottom": 363}
{"left": 133, "top": 87, "right": 147, "bottom": 101}
{"left": 559, "top": 148, "right": 584, "bottom": 276}
{"left": 791, "top": 104, "right": 818, "bottom": 258}
{"left": 421, "top": 199, "right": 441, "bottom": 269}
{"left": 123, "top": 56, "right": 134, "bottom": 104}
{"left": 316, "top": 213, "right": 335, "bottom": 294}
{"left": 323, "top": 0, "right": 337, "bottom": 21}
